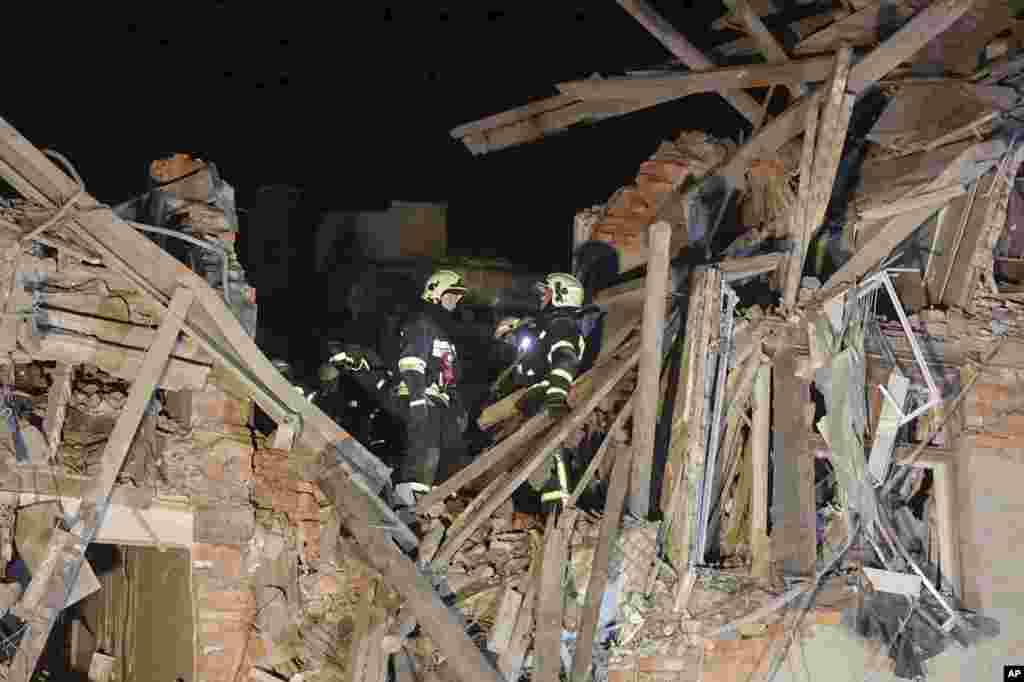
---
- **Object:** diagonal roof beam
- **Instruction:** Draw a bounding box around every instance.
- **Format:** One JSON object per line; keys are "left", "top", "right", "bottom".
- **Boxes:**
{"left": 615, "top": 0, "right": 764, "bottom": 125}
{"left": 556, "top": 56, "right": 835, "bottom": 101}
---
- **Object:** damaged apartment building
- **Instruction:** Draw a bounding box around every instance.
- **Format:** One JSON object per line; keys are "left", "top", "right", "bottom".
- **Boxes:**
{"left": 0, "top": 0, "right": 1022, "bottom": 681}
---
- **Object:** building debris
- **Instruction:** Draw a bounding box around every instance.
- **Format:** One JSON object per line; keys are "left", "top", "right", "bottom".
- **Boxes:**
{"left": 0, "top": 1, "right": 1018, "bottom": 681}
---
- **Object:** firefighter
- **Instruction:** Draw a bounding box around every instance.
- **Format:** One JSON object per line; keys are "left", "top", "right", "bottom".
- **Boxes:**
{"left": 513, "top": 272, "right": 587, "bottom": 418}
{"left": 496, "top": 273, "right": 587, "bottom": 509}
{"left": 392, "top": 270, "right": 469, "bottom": 511}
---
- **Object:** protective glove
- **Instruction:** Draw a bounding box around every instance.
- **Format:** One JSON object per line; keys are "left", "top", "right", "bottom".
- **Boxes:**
{"left": 331, "top": 349, "right": 370, "bottom": 373}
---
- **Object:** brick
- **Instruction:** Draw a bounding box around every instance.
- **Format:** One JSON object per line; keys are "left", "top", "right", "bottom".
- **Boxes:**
{"left": 193, "top": 544, "right": 245, "bottom": 579}
{"left": 318, "top": 573, "right": 340, "bottom": 595}
{"left": 199, "top": 588, "right": 255, "bottom": 613}
{"left": 608, "top": 669, "right": 637, "bottom": 682}
{"left": 192, "top": 387, "right": 252, "bottom": 427}
{"left": 637, "top": 657, "right": 691, "bottom": 673}
{"left": 975, "top": 383, "right": 1011, "bottom": 402}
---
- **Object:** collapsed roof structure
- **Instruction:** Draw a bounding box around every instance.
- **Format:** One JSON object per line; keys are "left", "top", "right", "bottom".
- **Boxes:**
{"left": 0, "top": 0, "right": 1022, "bottom": 681}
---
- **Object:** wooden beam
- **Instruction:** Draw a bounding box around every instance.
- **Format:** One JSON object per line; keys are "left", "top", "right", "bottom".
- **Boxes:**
{"left": 750, "top": 361, "right": 771, "bottom": 581}
{"left": 783, "top": 96, "right": 822, "bottom": 309}
{"left": 555, "top": 57, "right": 836, "bottom": 102}
{"left": 713, "top": 0, "right": 980, "bottom": 189}
{"left": 714, "top": 8, "right": 850, "bottom": 58}
{"left": 453, "top": 96, "right": 675, "bottom": 155}
{"left": 816, "top": 139, "right": 1005, "bottom": 305}
{"left": 433, "top": 348, "right": 641, "bottom": 569}
{"left": 320, "top": 476, "right": 504, "bottom": 682}
{"left": 570, "top": 436, "right": 632, "bottom": 682}
{"left": 535, "top": 512, "right": 572, "bottom": 682}
{"left": 615, "top": 0, "right": 764, "bottom": 125}
{"left": 629, "top": 221, "right": 672, "bottom": 519}
{"left": 732, "top": 0, "right": 799, "bottom": 100}
{"left": 31, "top": 329, "right": 209, "bottom": 392}
{"left": 497, "top": 579, "right": 538, "bottom": 681}
{"left": 9, "top": 286, "right": 194, "bottom": 682}
{"left": 769, "top": 339, "right": 815, "bottom": 578}
{"left": 42, "top": 362, "right": 73, "bottom": 457}
{"left": 784, "top": 45, "right": 855, "bottom": 308}
{"left": 794, "top": 1, "right": 916, "bottom": 55}
{"left": 667, "top": 267, "right": 723, "bottom": 612}
{"left": 858, "top": 184, "right": 967, "bottom": 222}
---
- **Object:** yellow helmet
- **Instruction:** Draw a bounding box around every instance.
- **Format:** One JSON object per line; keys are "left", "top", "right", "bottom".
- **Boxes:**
{"left": 537, "top": 273, "right": 584, "bottom": 308}
{"left": 422, "top": 269, "right": 468, "bottom": 304}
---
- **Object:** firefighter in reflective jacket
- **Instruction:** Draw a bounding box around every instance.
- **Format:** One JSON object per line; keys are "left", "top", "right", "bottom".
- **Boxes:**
{"left": 496, "top": 273, "right": 587, "bottom": 509}
{"left": 393, "top": 270, "right": 468, "bottom": 510}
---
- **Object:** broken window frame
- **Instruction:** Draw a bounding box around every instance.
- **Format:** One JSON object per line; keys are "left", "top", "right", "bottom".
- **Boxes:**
{"left": 853, "top": 270, "right": 942, "bottom": 425}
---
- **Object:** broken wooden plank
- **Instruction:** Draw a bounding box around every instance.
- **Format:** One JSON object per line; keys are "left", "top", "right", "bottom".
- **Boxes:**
{"left": 434, "top": 347, "right": 641, "bottom": 569}
{"left": 750, "top": 361, "right": 771, "bottom": 581}
{"left": 535, "top": 512, "right": 571, "bottom": 682}
{"left": 868, "top": 83, "right": 1018, "bottom": 154}
{"left": 783, "top": 94, "right": 822, "bottom": 309}
{"left": 770, "top": 339, "right": 815, "bottom": 578}
{"left": 348, "top": 580, "right": 378, "bottom": 682}
{"left": 794, "top": 1, "right": 915, "bottom": 55}
{"left": 630, "top": 221, "right": 672, "bottom": 519}
{"left": 498, "top": 578, "right": 538, "bottom": 681}
{"left": 785, "top": 45, "right": 855, "bottom": 308}
{"left": 734, "top": 0, "right": 791, "bottom": 64}
{"left": 713, "top": 8, "right": 850, "bottom": 58}
{"left": 858, "top": 184, "right": 967, "bottom": 221}
{"left": 713, "top": 0, "right": 980, "bottom": 189}
{"left": 454, "top": 97, "right": 675, "bottom": 155}
{"left": 556, "top": 57, "right": 836, "bottom": 102}
{"left": 321, "top": 477, "right": 504, "bottom": 682}
{"left": 571, "top": 434, "right": 632, "bottom": 682}
{"left": 31, "top": 330, "right": 209, "bottom": 391}
{"left": 666, "top": 267, "right": 723, "bottom": 613}
{"left": 816, "top": 140, "right": 1005, "bottom": 305}
{"left": 615, "top": 0, "right": 764, "bottom": 125}
{"left": 42, "top": 362, "right": 73, "bottom": 457}
{"left": 488, "top": 585, "right": 525, "bottom": 654}
{"left": 450, "top": 94, "right": 580, "bottom": 139}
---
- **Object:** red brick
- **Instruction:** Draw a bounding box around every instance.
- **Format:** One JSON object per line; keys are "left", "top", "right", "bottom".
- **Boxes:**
{"left": 607, "top": 669, "right": 637, "bottom": 682}
{"left": 975, "top": 383, "right": 1011, "bottom": 402}
{"left": 1006, "top": 414, "right": 1024, "bottom": 433}
{"left": 204, "top": 458, "right": 227, "bottom": 482}
{"left": 192, "top": 387, "right": 251, "bottom": 427}
{"left": 193, "top": 544, "right": 245, "bottom": 579}
{"left": 199, "top": 588, "right": 255, "bottom": 613}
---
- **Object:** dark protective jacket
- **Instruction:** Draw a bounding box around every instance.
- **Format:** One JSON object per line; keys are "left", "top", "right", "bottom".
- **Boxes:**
{"left": 513, "top": 306, "right": 586, "bottom": 398}
{"left": 396, "top": 301, "right": 461, "bottom": 408}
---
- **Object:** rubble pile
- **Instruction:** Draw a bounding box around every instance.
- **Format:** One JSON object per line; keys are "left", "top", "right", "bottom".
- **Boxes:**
{"left": 0, "top": 1, "right": 1020, "bottom": 681}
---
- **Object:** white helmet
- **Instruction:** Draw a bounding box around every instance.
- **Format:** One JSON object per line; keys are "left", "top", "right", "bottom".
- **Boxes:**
{"left": 537, "top": 272, "right": 584, "bottom": 308}
{"left": 422, "top": 269, "right": 468, "bottom": 304}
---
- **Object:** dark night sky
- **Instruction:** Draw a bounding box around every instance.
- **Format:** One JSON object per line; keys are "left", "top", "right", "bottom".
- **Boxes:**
{"left": 2, "top": 3, "right": 750, "bottom": 273}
